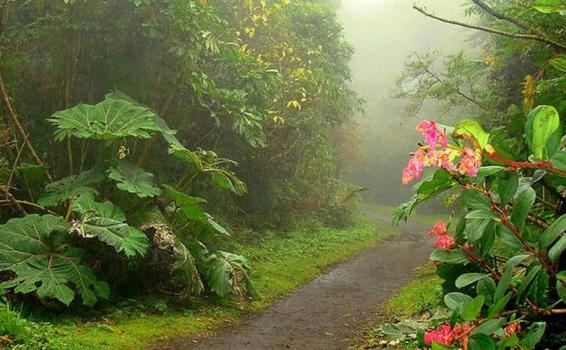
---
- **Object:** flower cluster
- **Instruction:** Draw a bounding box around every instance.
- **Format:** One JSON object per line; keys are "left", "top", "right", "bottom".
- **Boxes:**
{"left": 401, "top": 120, "right": 483, "bottom": 184}
{"left": 429, "top": 220, "right": 455, "bottom": 250}
{"left": 424, "top": 323, "right": 474, "bottom": 349}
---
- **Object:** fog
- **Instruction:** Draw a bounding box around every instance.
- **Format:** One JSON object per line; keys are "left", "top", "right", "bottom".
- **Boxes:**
{"left": 338, "top": 0, "right": 473, "bottom": 205}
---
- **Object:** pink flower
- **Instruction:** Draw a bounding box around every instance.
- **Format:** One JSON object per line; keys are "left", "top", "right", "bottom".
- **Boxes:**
{"left": 459, "top": 147, "right": 482, "bottom": 176}
{"left": 402, "top": 148, "right": 427, "bottom": 184}
{"left": 428, "top": 221, "right": 448, "bottom": 236}
{"left": 434, "top": 234, "right": 456, "bottom": 250}
{"left": 416, "top": 120, "right": 448, "bottom": 149}
{"left": 424, "top": 324, "right": 454, "bottom": 346}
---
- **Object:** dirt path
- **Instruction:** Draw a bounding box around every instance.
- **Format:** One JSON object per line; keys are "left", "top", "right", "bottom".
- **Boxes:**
{"left": 154, "top": 214, "right": 432, "bottom": 350}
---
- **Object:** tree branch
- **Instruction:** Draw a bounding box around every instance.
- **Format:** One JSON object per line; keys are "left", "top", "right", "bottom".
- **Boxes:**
{"left": 413, "top": 5, "right": 566, "bottom": 52}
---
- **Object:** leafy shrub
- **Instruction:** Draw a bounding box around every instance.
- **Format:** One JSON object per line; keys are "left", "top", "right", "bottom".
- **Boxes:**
{"left": 397, "top": 106, "right": 566, "bottom": 349}
{"left": 0, "top": 93, "right": 255, "bottom": 308}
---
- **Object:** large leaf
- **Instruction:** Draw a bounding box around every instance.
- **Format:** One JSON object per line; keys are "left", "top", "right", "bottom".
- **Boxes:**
{"left": 108, "top": 161, "right": 162, "bottom": 198}
{"left": 71, "top": 217, "right": 148, "bottom": 257}
{"left": 520, "top": 322, "right": 546, "bottom": 348}
{"left": 37, "top": 170, "right": 104, "bottom": 207}
{"left": 444, "top": 292, "right": 473, "bottom": 311}
{"left": 49, "top": 96, "right": 162, "bottom": 141}
{"left": 430, "top": 249, "right": 469, "bottom": 264}
{"left": 525, "top": 105, "right": 562, "bottom": 159}
{"left": 165, "top": 185, "right": 231, "bottom": 236}
{"left": 0, "top": 215, "right": 108, "bottom": 306}
{"left": 461, "top": 295, "right": 485, "bottom": 321}
{"left": 72, "top": 193, "right": 126, "bottom": 221}
{"left": 201, "top": 251, "right": 257, "bottom": 298}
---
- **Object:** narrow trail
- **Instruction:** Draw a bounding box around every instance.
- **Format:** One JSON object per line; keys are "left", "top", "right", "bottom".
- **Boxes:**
{"left": 154, "top": 213, "right": 433, "bottom": 350}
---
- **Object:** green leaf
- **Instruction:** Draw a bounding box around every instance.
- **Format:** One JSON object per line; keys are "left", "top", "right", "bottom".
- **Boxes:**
{"left": 444, "top": 292, "right": 473, "bottom": 311}
{"left": 165, "top": 185, "right": 231, "bottom": 236}
{"left": 494, "top": 255, "right": 529, "bottom": 302}
{"left": 49, "top": 96, "right": 162, "bottom": 141}
{"left": 551, "top": 150, "right": 566, "bottom": 171}
{"left": 525, "top": 105, "right": 562, "bottom": 159}
{"left": 38, "top": 170, "right": 104, "bottom": 207}
{"left": 533, "top": 0, "right": 566, "bottom": 14}
{"left": 466, "top": 209, "right": 495, "bottom": 220}
{"left": 72, "top": 193, "right": 126, "bottom": 222}
{"left": 0, "top": 215, "right": 106, "bottom": 306}
{"left": 556, "top": 280, "right": 566, "bottom": 304}
{"left": 476, "top": 277, "right": 496, "bottom": 304}
{"left": 548, "top": 235, "right": 566, "bottom": 264}
{"left": 456, "top": 273, "right": 489, "bottom": 289}
{"left": 472, "top": 318, "right": 505, "bottom": 335}
{"left": 510, "top": 187, "right": 536, "bottom": 231}
{"left": 430, "top": 249, "right": 469, "bottom": 264}
{"left": 520, "top": 322, "right": 546, "bottom": 348}
{"left": 465, "top": 219, "right": 491, "bottom": 242}
{"left": 163, "top": 185, "right": 206, "bottom": 221}
{"left": 497, "top": 172, "right": 519, "bottom": 205}
{"left": 550, "top": 57, "right": 566, "bottom": 72}
{"left": 201, "top": 251, "right": 254, "bottom": 298}
{"left": 540, "top": 214, "right": 566, "bottom": 249}
{"left": 454, "top": 119, "right": 490, "bottom": 149}
{"left": 71, "top": 217, "right": 148, "bottom": 257}
{"left": 462, "top": 295, "right": 485, "bottom": 321}
{"left": 108, "top": 161, "right": 162, "bottom": 198}
{"left": 487, "top": 292, "right": 512, "bottom": 318}
{"left": 461, "top": 190, "right": 491, "bottom": 209}
{"left": 431, "top": 343, "right": 451, "bottom": 350}
{"left": 468, "top": 334, "right": 495, "bottom": 350}
{"left": 477, "top": 166, "right": 505, "bottom": 177}
{"left": 516, "top": 264, "right": 542, "bottom": 302}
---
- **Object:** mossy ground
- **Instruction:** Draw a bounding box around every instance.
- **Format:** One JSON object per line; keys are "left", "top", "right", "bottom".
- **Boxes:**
{"left": 53, "top": 218, "right": 395, "bottom": 350}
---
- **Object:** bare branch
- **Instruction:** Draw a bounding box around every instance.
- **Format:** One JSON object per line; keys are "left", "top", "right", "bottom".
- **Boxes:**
{"left": 413, "top": 5, "right": 566, "bottom": 52}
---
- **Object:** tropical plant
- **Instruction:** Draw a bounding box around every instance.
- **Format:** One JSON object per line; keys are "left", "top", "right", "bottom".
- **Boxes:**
{"left": 397, "top": 105, "right": 566, "bottom": 348}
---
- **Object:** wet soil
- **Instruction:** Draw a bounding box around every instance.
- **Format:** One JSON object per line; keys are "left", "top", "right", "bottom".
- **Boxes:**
{"left": 153, "top": 213, "right": 432, "bottom": 350}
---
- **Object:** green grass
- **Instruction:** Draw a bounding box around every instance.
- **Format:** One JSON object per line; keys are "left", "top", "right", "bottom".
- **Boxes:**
{"left": 54, "top": 219, "right": 395, "bottom": 350}
{"left": 383, "top": 263, "right": 442, "bottom": 319}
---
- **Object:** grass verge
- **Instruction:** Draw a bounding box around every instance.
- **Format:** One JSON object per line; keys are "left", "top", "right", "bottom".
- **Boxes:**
{"left": 54, "top": 219, "right": 395, "bottom": 350}
{"left": 352, "top": 263, "right": 443, "bottom": 349}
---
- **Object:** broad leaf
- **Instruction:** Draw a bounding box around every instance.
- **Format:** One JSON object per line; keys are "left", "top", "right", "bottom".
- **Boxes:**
{"left": 461, "top": 295, "right": 484, "bottom": 321}
{"left": 455, "top": 273, "right": 489, "bottom": 289}
{"left": 453, "top": 119, "right": 490, "bottom": 149}
{"left": 540, "top": 214, "right": 566, "bottom": 249}
{"left": 430, "top": 249, "right": 469, "bottom": 264}
{"left": 533, "top": 0, "right": 566, "bottom": 14}
{"left": 520, "top": 322, "right": 546, "bottom": 348}
{"left": 444, "top": 292, "right": 472, "bottom": 311}
{"left": 525, "top": 105, "right": 562, "bottom": 159}
{"left": 497, "top": 171, "right": 519, "bottom": 205}
{"left": 71, "top": 217, "right": 148, "bottom": 257}
{"left": 108, "top": 161, "right": 162, "bottom": 198}
{"left": 510, "top": 187, "right": 536, "bottom": 231}
{"left": 72, "top": 193, "right": 126, "bottom": 222}
{"left": 472, "top": 318, "right": 505, "bottom": 336}
{"left": 50, "top": 96, "right": 162, "bottom": 141}
{"left": 38, "top": 170, "right": 104, "bottom": 207}
{"left": 468, "top": 334, "right": 495, "bottom": 350}
{"left": 548, "top": 235, "right": 566, "bottom": 264}
{"left": 0, "top": 215, "right": 108, "bottom": 306}
{"left": 494, "top": 255, "right": 529, "bottom": 302}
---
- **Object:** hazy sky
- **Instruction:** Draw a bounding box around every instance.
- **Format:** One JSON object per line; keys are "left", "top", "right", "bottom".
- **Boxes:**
{"left": 338, "top": 0, "right": 474, "bottom": 204}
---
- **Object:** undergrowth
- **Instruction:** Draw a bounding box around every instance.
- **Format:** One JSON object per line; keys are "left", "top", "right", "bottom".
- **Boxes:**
{"left": 47, "top": 217, "right": 394, "bottom": 350}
